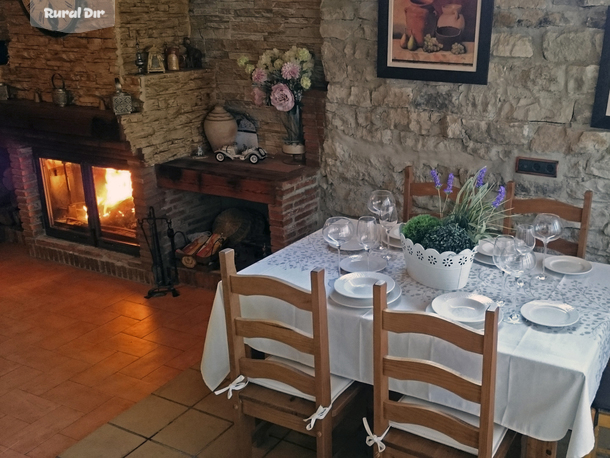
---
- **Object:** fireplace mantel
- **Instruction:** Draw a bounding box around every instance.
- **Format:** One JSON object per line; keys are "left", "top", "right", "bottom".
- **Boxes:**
{"left": 0, "top": 100, "right": 134, "bottom": 160}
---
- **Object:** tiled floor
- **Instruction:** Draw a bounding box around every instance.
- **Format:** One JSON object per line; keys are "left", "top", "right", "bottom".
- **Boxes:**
{"left": 0, "top": 242, "right": 579, "bottom": 457}
{"left": 0, "top": 243, "right": 214, "bottom": 457}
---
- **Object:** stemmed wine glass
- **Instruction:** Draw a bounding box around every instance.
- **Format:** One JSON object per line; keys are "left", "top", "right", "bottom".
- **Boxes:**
{"left": 367, "top": 190, "right": 396, "bottom": 256}
{"left": 379, "top": 201, "right": 398, "bottom": 260}
{"left": 514, "top": 224, "right": 536, "bottom": 287}
{"left": 533, "top": 213, "right": 563, "bottom": 282}
{"left": 493, "top": 236, "right": 536, "bottom": 324}
{"left": 357, "top": 216, "right": 379, "bottom": 271}
{"left": 322, "top": 217, "right": 355, "bottom": 277}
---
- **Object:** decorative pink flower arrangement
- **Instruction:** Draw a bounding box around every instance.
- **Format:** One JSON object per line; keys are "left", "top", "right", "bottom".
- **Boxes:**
{"left": 237, "top": 46, "right": 314, "bottom": 112}
{"left": 270, "top": 84, "right": 295, "bottom": 112}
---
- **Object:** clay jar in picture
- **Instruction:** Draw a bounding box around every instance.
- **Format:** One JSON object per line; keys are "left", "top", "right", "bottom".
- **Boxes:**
{"left": 404, "top": 0, "right": 437, "bottom": 48}
{"left": 437, "top": 4, "right": 465, "bottom": 32}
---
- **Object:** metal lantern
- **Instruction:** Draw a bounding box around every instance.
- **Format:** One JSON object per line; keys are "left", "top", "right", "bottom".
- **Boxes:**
{"left": 111, "top": 78, "right": 133, "bottom": 116}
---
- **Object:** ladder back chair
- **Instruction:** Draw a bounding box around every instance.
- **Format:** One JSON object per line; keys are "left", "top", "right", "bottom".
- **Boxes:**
{"left": 503, "top": 182, "right": 593, "bottom": 258}
{"left": 370, "top": 281, "right": 518, "bottom": 457}
{"left": 403, "top": 165, "right": 460, "bottom": 222}
{"left": 217, "top": 248, "right": 364, "bottom": 458}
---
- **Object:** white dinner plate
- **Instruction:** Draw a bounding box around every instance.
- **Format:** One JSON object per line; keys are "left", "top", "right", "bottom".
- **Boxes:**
{"left": 431, "top": 292, "right": 495, "bottom": 324}
{"left": 384, "top": 238, "right": 402, "bottom": 249}
{"left": 543, "top": 256, "right": 593, "bottom": 275}
{"left": 474, "top": 252, "right": 495, "bottom": 266}
{"left": 334, "top": 272, "right": 396, "bottom": 299}
{"left": 340, "top": 254, "right": 387, "bottom": 273}
{"left": 520, "top": 300, "right": 580, "bottom": 327}
{"left": 330, "top": 286, "right": 401, "bottom": 309}
{"left": 389, "top": 225, "right": 401, "bottom": 240}
{"left": 425, "top": 304, "right": 502, "bottom": 329}
{"left": 477, "top": 238, "right": 496, "bottom": 257}
{"left": 326, "top": 237, "right": 363, "bottom": 252}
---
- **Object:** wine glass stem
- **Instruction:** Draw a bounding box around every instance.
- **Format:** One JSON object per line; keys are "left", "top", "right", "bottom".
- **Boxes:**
{"left": 500, "top": 272, "right": 508, "bottom": 304}
{"left": 542, "top": 240, "right": 548, "bottom": 277}
{"left": 337, "top": 246, "right": 341, "bottom": 277}
{"left": 367, "top": 249, "right": 370, "bottom": 270}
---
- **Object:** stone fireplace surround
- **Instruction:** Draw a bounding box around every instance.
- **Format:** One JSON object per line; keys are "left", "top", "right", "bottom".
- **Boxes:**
{"left": 1, "top": 97, "right": 321, "bottom": 290}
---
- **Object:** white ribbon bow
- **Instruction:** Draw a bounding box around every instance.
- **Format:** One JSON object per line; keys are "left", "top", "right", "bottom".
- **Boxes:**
{"left": 362, "top": 417, "right": 391, "bottom": 453}
{"left": 213, "top": 375, "right": 248, "bottom": 399}
{"left": 304, "top": 404, "right": 332, "bottom": 430}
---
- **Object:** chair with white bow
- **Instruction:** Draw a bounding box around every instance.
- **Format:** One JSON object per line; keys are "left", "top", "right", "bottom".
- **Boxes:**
{"left": 368, "top": 280, "right": 518, "bottom": 457}
{"left": 216, "top": 248, "right": 365, "bottom": 458}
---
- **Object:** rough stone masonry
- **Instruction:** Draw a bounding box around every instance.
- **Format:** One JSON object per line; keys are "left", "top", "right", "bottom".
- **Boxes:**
{"left": 319, "top": 0, "right": 610, "bottom": 262}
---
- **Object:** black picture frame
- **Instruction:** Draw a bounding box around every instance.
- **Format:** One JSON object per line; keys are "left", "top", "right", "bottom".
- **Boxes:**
{"left": 377, "top": 0, "right": 494, "bottom": 85}
{"left": 591, "top": 7, "right": 610, "bottom": 129}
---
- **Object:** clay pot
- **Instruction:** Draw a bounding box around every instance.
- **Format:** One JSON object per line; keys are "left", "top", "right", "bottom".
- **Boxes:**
{"left": 404, "top": 0, "right": 437, "bottom": 48}
{"left": 203, "top": 106, "right": 238, "bottom": 151}
{"left": 437, "top": 4, "right": 465, "bottom": 32}
{"left": 436, "top": 26, "right": 462, "bottom": 51}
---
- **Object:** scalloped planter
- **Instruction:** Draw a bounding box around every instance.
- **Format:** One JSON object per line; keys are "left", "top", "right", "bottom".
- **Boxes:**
{"left": 399, "top": 229, "right": 478, "bottom": 291}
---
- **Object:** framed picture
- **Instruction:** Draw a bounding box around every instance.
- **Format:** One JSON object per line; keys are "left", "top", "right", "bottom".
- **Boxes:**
{"left": 591, "top": 7, "right": 610, "bottom": 129}
{"left": 377, "top": 0, "right": 494, "bottom": 85}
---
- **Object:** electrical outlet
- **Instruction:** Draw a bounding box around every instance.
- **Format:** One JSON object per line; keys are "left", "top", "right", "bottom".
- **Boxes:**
{"left": 515, "top": 157, "right": 558, "bottom": 178}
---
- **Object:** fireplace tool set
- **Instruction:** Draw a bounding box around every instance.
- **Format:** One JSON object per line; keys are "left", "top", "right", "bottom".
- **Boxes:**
{"left": 138, "top": 206, "right": 183, "bottom": 299}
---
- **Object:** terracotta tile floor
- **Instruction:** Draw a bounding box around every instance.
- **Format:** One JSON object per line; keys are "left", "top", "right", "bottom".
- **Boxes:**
{"left": 0, "top": 243, "right": 213, "bottom": 457}
{"left": 0, "top": 243, "right": 579, "bottom": 457}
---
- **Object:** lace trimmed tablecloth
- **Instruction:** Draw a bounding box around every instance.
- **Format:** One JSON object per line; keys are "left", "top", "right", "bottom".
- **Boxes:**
{"left": 201, "top": 229, "right": 610, "bottom": 458}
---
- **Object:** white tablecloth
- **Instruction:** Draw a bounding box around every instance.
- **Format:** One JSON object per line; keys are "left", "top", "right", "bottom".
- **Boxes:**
{"left": 200, "top": 230, "right": 610, "bottom": 458}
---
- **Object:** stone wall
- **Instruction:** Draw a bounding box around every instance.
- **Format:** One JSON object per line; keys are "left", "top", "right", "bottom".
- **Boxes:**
{"left": 116, "top": 0, "right": 190, "bottom": 76}
{"left": 0, "top": 0, "right": 118, "bottom": 105}
{"left": 319, "top": 0, "right": 610, "bottom": 262}
{"left": 0, "top": 3, "right": 8, "bottom": 41}
{"left": 189, "top": 0, "right": 326, "bottom": 157}
{"left": 120, "top": 69, "right": 215, "bottom": 165}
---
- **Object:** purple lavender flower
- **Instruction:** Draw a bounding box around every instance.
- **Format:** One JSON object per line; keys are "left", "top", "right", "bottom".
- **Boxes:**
{"left": 492, "top": 186, "right": 506, "bottom": 208}
{"left": 430, "top": 169, "right": 441, "bottom": 189}
{"left": 444, "top": 173, "right": 454, "bottom": 194}
{"left": 475, "top": 167, "right": 487, "bottom": 188}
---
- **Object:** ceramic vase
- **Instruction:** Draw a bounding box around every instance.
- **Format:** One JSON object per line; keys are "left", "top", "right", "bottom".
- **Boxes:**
{"left": 437, "top": 4, "right": 465, "bottom": 32}
{"left": 204, "top": 106, "right": 238, "bottom": 151}
{"left": 404, "top": 0, "right": 437, "bottom": 48}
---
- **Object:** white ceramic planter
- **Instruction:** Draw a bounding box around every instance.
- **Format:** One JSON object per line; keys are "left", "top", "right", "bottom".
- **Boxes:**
{"left": 400, "top": 230, "right": 477, "bottom": 291}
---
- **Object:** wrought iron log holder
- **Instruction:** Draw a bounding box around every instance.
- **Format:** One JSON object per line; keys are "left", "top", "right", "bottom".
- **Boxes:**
{"left": 138, "top": 207, "right": 180, "bottom": 298}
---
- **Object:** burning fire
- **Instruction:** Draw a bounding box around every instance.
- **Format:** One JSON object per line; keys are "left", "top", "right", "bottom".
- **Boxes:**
{"left": 96, "top": 168, "right": 134, "bottom": 218}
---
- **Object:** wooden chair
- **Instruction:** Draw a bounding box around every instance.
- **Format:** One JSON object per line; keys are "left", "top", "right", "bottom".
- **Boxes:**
{"left": 503, "top": 182, "right": 593, "bottom": 258}
{"left": 217, "top": 248, "right": 364, "bottom": 458}
{"left": 370, "top": 281, "right": 518, "bottom": 457}
{"left": 403, "top": 165, "right": 460, "bottom": 221}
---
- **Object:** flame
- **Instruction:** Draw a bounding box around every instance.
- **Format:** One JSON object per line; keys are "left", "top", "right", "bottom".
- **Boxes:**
{"left": 97, "top": 168, "right": 133, "bottom": 216}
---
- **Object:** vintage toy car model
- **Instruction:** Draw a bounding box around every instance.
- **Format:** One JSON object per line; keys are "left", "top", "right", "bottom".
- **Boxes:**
{"left": 214, "top": 145, "right": 268, "bottom": 164}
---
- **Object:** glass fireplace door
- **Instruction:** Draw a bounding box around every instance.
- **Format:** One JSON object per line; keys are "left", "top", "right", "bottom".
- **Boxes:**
{"left": 38, "top": 157, "right": 138, "bottom": 254}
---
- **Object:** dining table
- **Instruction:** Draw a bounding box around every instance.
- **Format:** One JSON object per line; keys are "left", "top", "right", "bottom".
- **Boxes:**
{"left": 200, "top": 227, "right": 610, "bottom": 458}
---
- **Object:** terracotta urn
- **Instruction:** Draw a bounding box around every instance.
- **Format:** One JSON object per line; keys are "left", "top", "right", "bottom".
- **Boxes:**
{"left": 404, "top": 0, "right": 437, "bottom": 48}
{"left": 203, "top": 106, "right": 238, "bottom": 151}
{"left": 437, "top": 4, "right": 465, "bottom": 32}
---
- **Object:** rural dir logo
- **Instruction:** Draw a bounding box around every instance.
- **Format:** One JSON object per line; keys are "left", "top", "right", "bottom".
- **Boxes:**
{"left": 27, "top": 0, "right": 115, "bottom": 34}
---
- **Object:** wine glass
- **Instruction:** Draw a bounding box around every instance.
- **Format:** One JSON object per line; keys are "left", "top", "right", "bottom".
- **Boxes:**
{"left": 514, "top": 224, "right": 536, "bottom": 286}
{"left": 533, "top": 214, "right": 563, "bottom": 282}
{"left": 379, "top": 201, "right": 398, "bottom": 260}
{"left": 322, "top": 217, "right": 355, "bottom": 277}
{"left": 357, "top": 216, "right": 379, "bottom": 270}
{"left": 493, "top": 236, "right": 536, "bottom": 324}
{"left": 493, "top": 236, "right": 514, "bottom": 307}
{"left": 368, "top": 191, "right": 396, "bottom": 256}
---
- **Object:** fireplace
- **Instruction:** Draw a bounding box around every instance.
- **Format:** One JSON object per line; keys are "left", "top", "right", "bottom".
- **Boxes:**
{"left": 36, "top": 154, "right": 138, "bottom": 254}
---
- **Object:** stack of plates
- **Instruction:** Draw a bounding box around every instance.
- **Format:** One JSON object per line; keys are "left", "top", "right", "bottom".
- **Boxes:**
{"left": 387, "top": 225, "right": 403, "bottom": 249}
{"left": 429, "top": 292, "right": 497, "bottom": 328}
{"left": 474, "top": 238, "right": 495, "bottom": 266}
{"left": 329, "top": 272, "right": 401, "bottom": 309}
